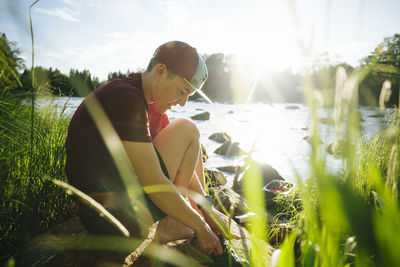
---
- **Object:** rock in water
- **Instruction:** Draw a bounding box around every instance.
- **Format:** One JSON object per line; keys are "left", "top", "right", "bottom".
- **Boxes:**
{"left": 285, "top": 105, "right": 300, "bottom": 110}
{"left": 319, "top": 117, "right": 335, "bottom": 125}
{"left": 234, "top": 162, "right": 285, "bottom": 194}
{"left": 326, "top": 139, "right": 347, "bottom": 156}
{"left": 303, "top": 135, "right": 323, "bottom": 144}
{"left": 191, "top": 111, "right": 210, "bottom": 120}
{"left": 204, "top": 168, "right": 227, "bottom": 186}
{"left": 368, "top": 113, "right": 384, "bottom": 118}
{"left": 209, "top": 187, "right": 248, "bottom": 217}
{"left": 217, "top": 165, "right": 241, "bottom": 173}
{"left": 214, "top": 141, "right": 245, "bottom": 157}
{"left": 209, "top": 132, "right": 232, "bottom": 143}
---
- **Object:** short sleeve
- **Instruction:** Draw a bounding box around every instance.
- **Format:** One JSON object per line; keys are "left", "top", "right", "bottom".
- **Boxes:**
{"left": 100, "top": 84, "right": 151, "bottom": 142}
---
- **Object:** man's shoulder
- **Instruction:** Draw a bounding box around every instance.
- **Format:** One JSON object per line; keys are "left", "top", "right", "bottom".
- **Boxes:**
{"left": 94, "top": 75, "right": 144, "bottom": 103}
{"left": 98, "top": 74, "right": 142, "bottom": 95}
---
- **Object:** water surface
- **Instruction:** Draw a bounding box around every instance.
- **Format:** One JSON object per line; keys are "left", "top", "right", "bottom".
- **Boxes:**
{"left": 49, "top": 97, "right": 392, "bottom": 185}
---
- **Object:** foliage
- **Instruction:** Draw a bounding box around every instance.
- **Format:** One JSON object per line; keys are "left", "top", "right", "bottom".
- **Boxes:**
{"left": 362, "top": 34, "right": 400, "bottom": 68}
{"left": 270, "top": 63, "right": 400, "bottom": 266}
{"left": 0, "top": 33, "right": 24, "bottom": 94}
{"left": 360, "top": 33, "right": 400, "bottom": 107}
{"left": 107, "top": 69, "right": 134, "bottom": 81}
{"left": 0, "top": 94, "right": 76, "bottom": 262}
{"left": 201, "top": 53, "right": 233, "bottom": 103}
{"left": 2, "top": 23, "right": 400, "bottom": 266}
{"left": 69, "top": 69, "right": 102, "bottom": 96}
{"left": 19, "top": 67, "right": 103, "bottom": 96}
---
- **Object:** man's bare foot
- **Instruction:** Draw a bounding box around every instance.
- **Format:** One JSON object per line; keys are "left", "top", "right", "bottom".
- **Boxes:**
{"left": 156, "top": 216, "right": 194, "bottom": 244}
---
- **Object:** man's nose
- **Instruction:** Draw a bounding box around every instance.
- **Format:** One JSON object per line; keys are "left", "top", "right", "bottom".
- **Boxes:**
{"left": 178, "top": 94, "right": 189, "bottom": 106}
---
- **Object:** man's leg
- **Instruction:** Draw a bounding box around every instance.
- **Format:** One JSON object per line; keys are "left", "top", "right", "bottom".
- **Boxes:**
{"left": 152, "top": 118, "right": 203, "bottom": 243}
{"left": 188, "top": 154, "right": 207, "bottom": 215}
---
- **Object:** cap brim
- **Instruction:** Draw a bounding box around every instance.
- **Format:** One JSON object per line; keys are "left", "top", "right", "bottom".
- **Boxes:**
{"left": 195, "top": 88, "right": 213, "bottom": 104}
{"left": 184, "top": 78, "right": 212, "bottom": 103}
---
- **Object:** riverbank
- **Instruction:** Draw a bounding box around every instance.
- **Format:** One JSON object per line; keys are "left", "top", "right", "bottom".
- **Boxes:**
{"left": 1, "top": 94, "right": 400, "bottom": 266}
{"left": 37, "top": 96, "right": 397, "bottom": 184}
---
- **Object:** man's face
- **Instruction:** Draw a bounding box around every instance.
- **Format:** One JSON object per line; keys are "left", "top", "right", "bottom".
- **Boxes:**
{"left": 153, "top": 70, "right": 196, "bottom": 113}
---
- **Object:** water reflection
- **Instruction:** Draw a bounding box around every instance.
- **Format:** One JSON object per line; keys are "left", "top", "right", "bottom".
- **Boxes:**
{"left": 41, "top": 97, "right": 392, "bottom": 185}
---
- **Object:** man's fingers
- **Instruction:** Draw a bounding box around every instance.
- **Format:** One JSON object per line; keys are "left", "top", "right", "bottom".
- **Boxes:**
{"left": 211, "top": 241, "right": 223, "bottom": 255}
{"left": 217, "top": 243, "right": 223, "bottom": 255}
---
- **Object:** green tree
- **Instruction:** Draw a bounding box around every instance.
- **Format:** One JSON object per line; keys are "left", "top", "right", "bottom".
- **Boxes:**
{"left": 0, "top": 33, "right": 25, "bottom": 94}
{"left": 106, "top": 69, "right": 134, "bottom": 82}
{"left": 19, "top": 67, "right": 57, "bottom": 95}
{"left": 107, "top": 70, "right": 125, "bottom": 81}
{"left": 195, "top": 53, "right": 232, "bottom": 103}
{"left": 363, "top": 34, "right": 400, "bottom": 67}
{"left": 360, "top": 33, "right": 400, "bottom": 107}
{"left": 69, "top": 69, "right": 97, "bottom": 96}
{"left": 50, "top": 68, "right": 73, "bottom": 95}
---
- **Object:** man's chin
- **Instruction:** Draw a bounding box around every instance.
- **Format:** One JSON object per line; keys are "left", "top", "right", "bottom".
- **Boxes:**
{"left": 160, "top": 107, "right": 169, "bottom": 114}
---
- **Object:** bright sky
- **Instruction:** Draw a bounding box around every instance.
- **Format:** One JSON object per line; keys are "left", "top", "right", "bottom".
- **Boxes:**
{"left": 1, "top": 0, "right": 399, "bottom": 80}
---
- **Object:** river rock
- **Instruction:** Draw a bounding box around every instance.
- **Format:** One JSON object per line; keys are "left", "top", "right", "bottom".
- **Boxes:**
{"left": 217, "top": 165, "right": 241, "bottom": 173}
{"left": 208, "top": 132, "right": 232, "bottom": 143}
{"left": 214, "top": 140, "right": 245, "bottom": 157}
{"left": 326, "top": 139, "right": 347, "bottom": 156}
{"left": 191, "top": 111, "right": 210, "bottom": 120}
{"left": 204, "top": 168, "right": 227, "bottom": 187}
{"left": 368, "top": 113, "right": 384, "bottom": 118}
{"left": 210, "top": 186, "right": 248, "bottom": 217}
{"left": 233, "top": 162, "right": 285, "bottom": 194}
{"left": 319, "top": 117, "right": 335, "bottom": 125}
{"left": 285, "top": 105, "right": 300, "bottom": 110}
{"left": 303, "top": 135, "right": 323, "bottom": 144}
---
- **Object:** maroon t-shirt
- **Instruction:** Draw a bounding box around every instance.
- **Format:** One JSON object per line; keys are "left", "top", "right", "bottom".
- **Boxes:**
{"left": 65, "top": 73, "right": 151, "bottom": 194}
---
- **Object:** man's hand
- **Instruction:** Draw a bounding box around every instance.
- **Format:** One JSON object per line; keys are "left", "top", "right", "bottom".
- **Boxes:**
{"left": 195, "top": 221, "right": 223, "bottom": 255}
{"left": 202, "top": 207, "right": 240, "bottom": 240}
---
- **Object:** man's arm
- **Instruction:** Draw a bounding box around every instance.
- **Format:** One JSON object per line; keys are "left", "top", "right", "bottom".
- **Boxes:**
{"left": 122, "top": 141, "right": 222, "bottom": 255}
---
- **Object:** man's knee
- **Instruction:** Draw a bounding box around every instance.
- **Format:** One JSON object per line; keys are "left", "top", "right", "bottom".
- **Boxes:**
{"left": 170, "top": 118, "right": 200, "bottom": 140}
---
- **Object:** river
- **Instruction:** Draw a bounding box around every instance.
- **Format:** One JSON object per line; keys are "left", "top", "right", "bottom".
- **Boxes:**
{"left": 48, "top": 97, "right": 393, "bottom": 186}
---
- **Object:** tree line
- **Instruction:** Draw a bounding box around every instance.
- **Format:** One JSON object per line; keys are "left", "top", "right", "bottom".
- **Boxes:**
{"left": 1, "top": 32, "right": 399, "bottom": 106}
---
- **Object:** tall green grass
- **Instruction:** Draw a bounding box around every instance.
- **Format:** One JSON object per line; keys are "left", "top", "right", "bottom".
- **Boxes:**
{"left": 271, "top": 85, "right": 400, "bottom": 266}
{"left": 1, "top": 1, "right": 400, "bottom": 265}
{"left": 0, "top": 94, "right": 75, "bottom": 262}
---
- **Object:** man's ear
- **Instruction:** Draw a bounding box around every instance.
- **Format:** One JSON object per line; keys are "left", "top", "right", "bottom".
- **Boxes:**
{"left": 154, "top": 63, "right": 167, "bottom": 79}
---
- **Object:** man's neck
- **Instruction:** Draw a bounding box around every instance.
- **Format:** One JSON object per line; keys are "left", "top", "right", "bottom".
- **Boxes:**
{"left": 141, "top": 71, "right": 154, "bottom": 103}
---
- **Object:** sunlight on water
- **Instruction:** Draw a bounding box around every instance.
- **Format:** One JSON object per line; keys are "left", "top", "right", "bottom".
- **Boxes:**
{"left": 45, "top": 97, "right": 392, "bottom": 186}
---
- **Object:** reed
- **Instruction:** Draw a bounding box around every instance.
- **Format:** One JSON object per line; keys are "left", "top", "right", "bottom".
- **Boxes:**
{"left": 1, "top": 2, "right": 400, "bottom": 265}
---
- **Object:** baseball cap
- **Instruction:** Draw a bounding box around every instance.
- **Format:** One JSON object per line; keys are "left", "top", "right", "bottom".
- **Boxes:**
{"left": 153, "top": 41, "right": 212, "bottom": 103}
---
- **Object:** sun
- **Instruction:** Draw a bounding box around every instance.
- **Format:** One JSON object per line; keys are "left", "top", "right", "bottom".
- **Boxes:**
{"left": 230, "top": 22, "right": 300, "bottom": 74}
{"left": 225, "top": 27, "right": 300, "bottom": 103}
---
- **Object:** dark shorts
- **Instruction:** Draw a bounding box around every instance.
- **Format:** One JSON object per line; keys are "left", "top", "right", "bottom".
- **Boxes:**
{"left": 78, "top": 145, "right": 169, "bottom": 237}
{"left": 141, "top": 146, "right": 170, "bottom": 221}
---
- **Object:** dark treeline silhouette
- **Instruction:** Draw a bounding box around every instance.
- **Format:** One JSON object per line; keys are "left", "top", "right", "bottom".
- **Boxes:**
{"left": 1, "top": 32, "right": 399, "bottom": 106}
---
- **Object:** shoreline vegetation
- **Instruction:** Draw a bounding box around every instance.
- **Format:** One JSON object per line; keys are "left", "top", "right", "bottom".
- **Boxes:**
{"left": 1, "top": 90, "right": 400, "bottom": 266}
{"left": 1, "top": 31, "right": 400, "bottom": 266}
{"left": 1, "top": 33, "right": 400, "bottom": 107}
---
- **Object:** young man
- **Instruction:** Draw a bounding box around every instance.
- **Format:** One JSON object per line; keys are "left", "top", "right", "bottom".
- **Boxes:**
{"left": 65, "top": 41, "right": 228, "bottom": 255}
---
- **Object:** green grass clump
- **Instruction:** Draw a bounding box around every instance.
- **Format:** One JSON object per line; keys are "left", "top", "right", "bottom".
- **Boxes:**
{"left": 272, "top": 110, "right": 400, "bottom": 267}
{"left": 0, "top": 94, "right": 75, "bottom": 262}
